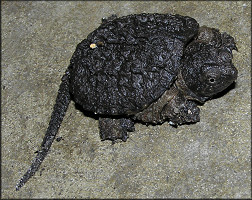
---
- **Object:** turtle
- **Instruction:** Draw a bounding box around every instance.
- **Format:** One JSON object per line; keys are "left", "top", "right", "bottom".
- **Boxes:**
{"left": 16, "top": 13, "right": 238, "bottom": 190}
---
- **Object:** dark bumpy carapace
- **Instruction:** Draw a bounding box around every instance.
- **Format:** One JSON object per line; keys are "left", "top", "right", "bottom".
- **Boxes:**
{"left": 69, "top": 13, "right": 199, "bottom": 115}
{"left": 16, "top": 13, "right": 237, "bottom": 191}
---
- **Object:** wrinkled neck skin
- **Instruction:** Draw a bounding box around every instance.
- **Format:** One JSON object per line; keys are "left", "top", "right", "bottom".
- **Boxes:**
{"left": 158, "top": 73, "right": 206, "bottom": 125}
{"left": 159, "top": 77, "right": 201, "bottom": 126}
{"left": 175, "top": 70, "right": 209, "bottom": 104}
{"left": 134, "top": 73, "right": 203, "bottom": 126}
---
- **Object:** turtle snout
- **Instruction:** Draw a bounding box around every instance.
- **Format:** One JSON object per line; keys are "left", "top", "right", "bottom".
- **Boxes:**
{"left": 222, "top": 64, "right": 238, "bottom": 84}
{"left": 229, "top": 64, "right": 238, "bottom": 81}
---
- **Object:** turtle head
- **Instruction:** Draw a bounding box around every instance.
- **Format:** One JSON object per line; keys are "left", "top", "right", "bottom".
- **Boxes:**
{"left": 179, "top": 27, "right": 238, "bottom": 102}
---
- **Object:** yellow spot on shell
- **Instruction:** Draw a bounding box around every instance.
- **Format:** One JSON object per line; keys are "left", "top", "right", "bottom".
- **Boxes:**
{"left": 90, "top": 43, "right": 97, "bottom": 49}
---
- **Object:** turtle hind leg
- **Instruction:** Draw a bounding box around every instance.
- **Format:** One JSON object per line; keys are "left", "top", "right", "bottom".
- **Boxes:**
{"left": 99, "top": 117, "right": 135, "bottom": 143}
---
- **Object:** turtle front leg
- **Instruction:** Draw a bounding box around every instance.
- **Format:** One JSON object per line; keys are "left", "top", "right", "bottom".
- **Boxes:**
{"left": 161, "top": 92, "right": 200, "bottom": 126}
{"left": 98, "top": 117, "right": 135, "bottom": 143}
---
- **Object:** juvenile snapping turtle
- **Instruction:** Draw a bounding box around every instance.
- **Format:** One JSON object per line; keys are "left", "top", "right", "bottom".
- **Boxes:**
{"left": 16, "top": 13, "right": 238, "bottom": 190}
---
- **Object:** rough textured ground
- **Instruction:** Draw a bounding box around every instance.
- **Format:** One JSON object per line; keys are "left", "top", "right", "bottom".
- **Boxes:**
{"left": 2, "top": 1, "right": 251, "bottom": 199}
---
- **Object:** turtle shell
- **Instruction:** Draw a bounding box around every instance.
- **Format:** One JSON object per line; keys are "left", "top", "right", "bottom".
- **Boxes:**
{"left": 69, "top": 13, "right": 199, "bottom": 115}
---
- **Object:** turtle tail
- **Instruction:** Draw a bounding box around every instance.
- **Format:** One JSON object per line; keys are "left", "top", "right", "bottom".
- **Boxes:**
{"left": 16, "top": 69, "right": 71, "bottom": 191}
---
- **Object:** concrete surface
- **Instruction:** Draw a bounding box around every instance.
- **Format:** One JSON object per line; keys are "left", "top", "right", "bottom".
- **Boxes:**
{"left": 1, "top": 1, "right": 251, "bottom": 199}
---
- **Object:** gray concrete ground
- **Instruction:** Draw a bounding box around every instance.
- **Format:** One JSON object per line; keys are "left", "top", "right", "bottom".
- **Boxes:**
{"left": 1, "top": 1, "right": 251, "bottom": 199}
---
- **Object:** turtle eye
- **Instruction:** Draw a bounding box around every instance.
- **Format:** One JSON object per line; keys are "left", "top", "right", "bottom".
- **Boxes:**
{"left": 205, "top": 70, "right": 220, "bottom": 85}
{"left": 219, "top": 51, "right": 232, "bottom": 62}
{"left": 208, "top": 77, "right": 216, "bottom": 84}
